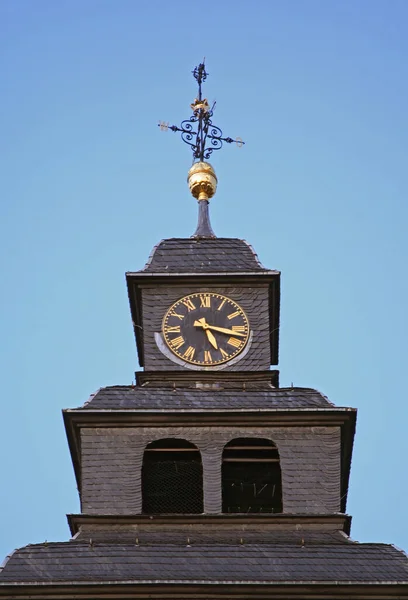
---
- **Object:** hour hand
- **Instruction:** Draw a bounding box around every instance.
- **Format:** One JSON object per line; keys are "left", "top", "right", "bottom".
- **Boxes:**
{"left": 206, "top": 329, "right": 218, "bottom": 350}
{"left": 194, "top": 318, "right": 218, "bottom": 349}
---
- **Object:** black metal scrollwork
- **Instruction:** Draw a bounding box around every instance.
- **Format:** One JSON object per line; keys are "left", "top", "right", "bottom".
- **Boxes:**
{"left": 158, "top": 61, "right": 245, "bottom": 162}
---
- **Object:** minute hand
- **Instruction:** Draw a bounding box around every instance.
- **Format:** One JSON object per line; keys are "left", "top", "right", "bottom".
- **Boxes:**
{"left": 205, "top": 324, "right": 246, "bottom": 337}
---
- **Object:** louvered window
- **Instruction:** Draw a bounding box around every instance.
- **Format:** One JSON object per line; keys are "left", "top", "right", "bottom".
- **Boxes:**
{"left": 142, "top": 438, "right": 203, "bottom": 514}
{"left": 222, "top": 438, "right": 282, "bottom": 513}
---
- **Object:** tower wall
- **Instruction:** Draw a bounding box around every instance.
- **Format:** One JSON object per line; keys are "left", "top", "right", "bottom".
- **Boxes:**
{"left": 80, "top": 426, "right": 341, "bottom": 515}
{"left": 142, "top": 285, "right": 271, "bottom": 370}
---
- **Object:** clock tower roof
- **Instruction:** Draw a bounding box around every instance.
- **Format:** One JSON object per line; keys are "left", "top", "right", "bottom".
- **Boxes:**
{"left": 142, "top": 237, "right": 276, "bottom": 274}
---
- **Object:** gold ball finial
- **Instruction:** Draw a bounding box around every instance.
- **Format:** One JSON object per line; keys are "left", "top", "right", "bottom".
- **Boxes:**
{"left": 187, "top": 161, "right": 217, "bottom": 201}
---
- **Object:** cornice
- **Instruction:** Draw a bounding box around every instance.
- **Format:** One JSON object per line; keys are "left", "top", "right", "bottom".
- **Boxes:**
{"left": 1, "top": 581, "right": 408, "bottom": 599}
{"left": 67, "top": 512, "right": 352, "bottom": 536}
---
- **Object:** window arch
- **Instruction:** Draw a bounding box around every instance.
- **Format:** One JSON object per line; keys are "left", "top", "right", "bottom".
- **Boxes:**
{"left": 142, "top": 438, "right": 203, "bottom": 514}
{"left": 222, "top": 438, "right": 282, "bottom": 513}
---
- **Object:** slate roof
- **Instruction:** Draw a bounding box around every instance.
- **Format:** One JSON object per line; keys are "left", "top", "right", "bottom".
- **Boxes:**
{"left": 143, "top": 238, "right": 272, "bottom": 273}
{"left": 78, "top": 386, "right": 335, "bottom": 410}
{"left": 1, "top": 542, "right": 408, "bottom": 583}
{"left": 72, "top": 529, "right": 349, "bottom": 545}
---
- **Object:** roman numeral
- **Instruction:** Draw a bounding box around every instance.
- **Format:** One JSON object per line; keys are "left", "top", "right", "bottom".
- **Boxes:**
{"left": 232, "top": 325, "right": 246, "bottom": 333}
{"left": 218, "top": 298, "right": 227, "bottom": 311}
{"left": 219, "top": 348, "right": 229, "bottom": 359}
{"left": 227, "top": 337, "right": 241, "bottom": 348}
{"left": 204, "top": 350, "right": 212, "bottom": 363}
{"left": 181, "top": 297, "right": 196, "bottom": 311}
{"left": 200, "top": 295, "right": 211, "bottom": 308}
{"left": 165, "top": 325, "right": 181, "bottom": 333}
{"left": 183, "top": 346, "right": 195, "bottom": 360}
{"left": 170, "top": 336, "right": 185, "bottom": 350}
{"left": 227, "top": 310, "right": 241, "bottom": 320}
{"left": 171, "top": 311, "right": 184, "bottom": 320}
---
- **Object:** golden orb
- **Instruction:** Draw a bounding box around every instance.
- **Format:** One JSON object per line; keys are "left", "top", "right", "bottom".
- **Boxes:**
{"left": 187, "top": 161, "right": 217, "bottom": 201}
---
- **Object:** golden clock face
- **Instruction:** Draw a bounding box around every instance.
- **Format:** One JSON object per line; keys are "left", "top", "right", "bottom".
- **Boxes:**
{"left": 162, "top": 293, "right": 250, "bottom": 366}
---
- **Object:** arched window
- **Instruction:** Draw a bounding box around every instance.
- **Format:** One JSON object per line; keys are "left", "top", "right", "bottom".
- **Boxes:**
{"left": 142, "top": 438, "right": 203, "bottom": 514}
{"left": 222, "top": 438, "right": 282, "bottom": 513}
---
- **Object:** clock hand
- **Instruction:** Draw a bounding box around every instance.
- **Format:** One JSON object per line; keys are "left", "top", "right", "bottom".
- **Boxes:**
{"left": 194, "top": 317, "right": 246, "bottom": 337}
{"left": 193, "top": 318, "right": 218, "bottom": 348}
{"left": 206, "top": 329, "right": 218, "bottom": 350}
{"left": 206, "top": 324, "right": 246, "bottom": 337}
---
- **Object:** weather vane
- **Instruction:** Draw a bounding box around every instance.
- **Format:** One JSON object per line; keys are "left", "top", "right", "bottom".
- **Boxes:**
{"left": 157, "top": 61, "right": 244, "bottom": 239}
{"left": 158, "top": 61, "right": 244, "bottom": 162}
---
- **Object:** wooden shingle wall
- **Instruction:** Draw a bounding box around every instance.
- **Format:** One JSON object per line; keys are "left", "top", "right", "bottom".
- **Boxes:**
{"left": 80, "top": 426, "right": 340, "bottom": 515}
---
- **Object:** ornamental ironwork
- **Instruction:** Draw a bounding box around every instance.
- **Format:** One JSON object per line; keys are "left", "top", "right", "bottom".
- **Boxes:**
{"left": 158, "top": 61, "right": 244, "bottom": 162}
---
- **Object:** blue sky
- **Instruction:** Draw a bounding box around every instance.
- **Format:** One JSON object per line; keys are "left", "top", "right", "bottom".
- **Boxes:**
{"left": 1, "top": 0, "right": 408, "bottom": 559}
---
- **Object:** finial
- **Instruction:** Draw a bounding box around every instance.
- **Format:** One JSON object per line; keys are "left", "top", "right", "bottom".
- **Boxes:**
{"left": 187, "top": 162, "right": 216, "bottom": 237}
{"left": 158, "top": 60, "right": 244, "bottom": 163}
{"left": 158, "top": 61, "right": 244, "bottom": 238}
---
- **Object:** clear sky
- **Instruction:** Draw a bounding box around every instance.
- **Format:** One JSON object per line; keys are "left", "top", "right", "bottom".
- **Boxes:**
{"left": 1, "top": 0, "right": 408, "bottom": 560}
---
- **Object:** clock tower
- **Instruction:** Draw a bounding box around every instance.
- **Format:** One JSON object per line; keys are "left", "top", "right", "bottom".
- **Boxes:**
{"left": 1, "top": 62, "right": 408, "bottom": 599}
{"left": 126, "top": 232, "right": 280, "bottom": 374}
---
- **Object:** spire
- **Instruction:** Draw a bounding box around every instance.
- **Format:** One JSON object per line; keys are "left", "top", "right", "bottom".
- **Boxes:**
{"left": 158, "top": 60, "right": 244, "bottom": 238}
{"left": 188, "top": 161, "right": 217, "bottom": 237}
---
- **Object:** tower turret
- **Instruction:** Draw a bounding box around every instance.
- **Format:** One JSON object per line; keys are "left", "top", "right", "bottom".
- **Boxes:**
{"left": 1, "top": 61, "right": 408, "bottom": 600}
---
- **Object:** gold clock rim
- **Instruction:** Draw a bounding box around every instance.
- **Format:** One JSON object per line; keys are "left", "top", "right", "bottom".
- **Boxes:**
{"left": 161, "top": 292, "right": 250, "bottom": 366}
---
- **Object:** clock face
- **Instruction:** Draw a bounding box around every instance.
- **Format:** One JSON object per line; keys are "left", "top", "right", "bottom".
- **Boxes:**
{"left": 162, "top": 293, "right": 250, "bottom": 366}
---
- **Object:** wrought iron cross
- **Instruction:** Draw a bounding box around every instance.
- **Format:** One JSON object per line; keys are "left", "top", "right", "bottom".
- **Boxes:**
{"left": 158, "top": 61, "right": 244, "bottom": 162}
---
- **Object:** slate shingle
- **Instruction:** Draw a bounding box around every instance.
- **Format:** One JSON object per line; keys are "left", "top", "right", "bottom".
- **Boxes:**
{"left": 1, "top": 542, "right": 408, "bottom": 583}
{"left": 73, "top": 529, "right": 349, "bottom": 545}
{"left": 79, "top": 386, "right": 334, "bottom": 410}
{"left": 143, "top": 238, "right": 270, "bottom": 273}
